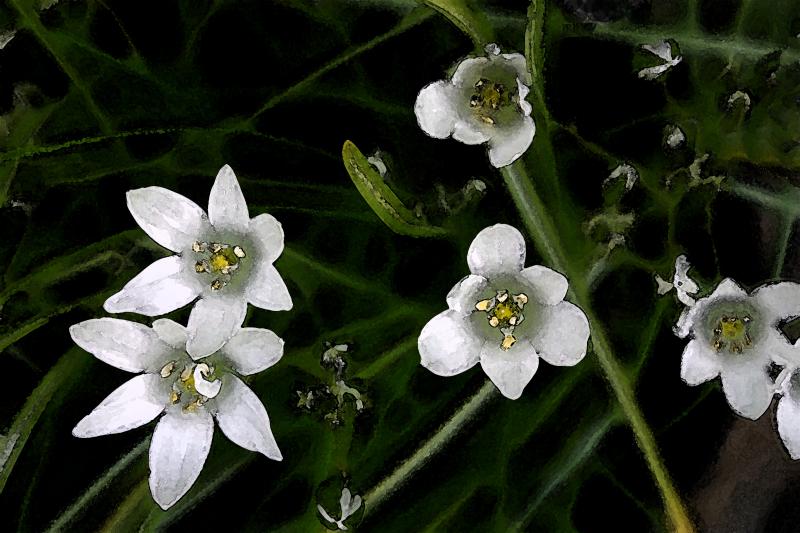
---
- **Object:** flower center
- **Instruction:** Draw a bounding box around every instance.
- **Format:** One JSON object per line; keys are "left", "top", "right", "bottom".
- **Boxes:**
{"left": 160, "top": 360, "right": 222, "bottom": 412}
{"left": 711, "top": 314, "right": 753, "bottom": 354}
{"left": 192, "top": 241, "right": 246, "bottom": 291}
{"left": 469, "top": 78, "right": 516, "bottom": 125}
{"left": 475, "top": 289, "right": 528, "bottom": 351}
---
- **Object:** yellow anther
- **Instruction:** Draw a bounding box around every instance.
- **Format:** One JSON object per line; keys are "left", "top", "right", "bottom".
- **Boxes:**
{"left": 195, "top": 262, "right": 207, "bottom": 273}
{"left": 233, "top": 246, "right": 246, "bottom": 258}
{"left": 170, "top": 391, "right": 181, "bottom": 404}
{"left": 160, "top": 361, "right": 176, "bottom": 378}
{"left": 192, "top": 241, "right": 205, "bottom": 253}
{"left": 496, "top": 291, "right": 509, "bottom": 303}
{"left": 493, "top": 303, "right": 514, "bottom": 321}
{"left": 475, "top": 299, "right": 492, "bottom": 311}
{"left": 180, "top": 366, "right": 192, "bottom": 382}
{"left": 489, "top": 316, "right": 500, "bottom": 327}
{"left": 210, "top": 279, "right": 224, "bottom": 291}
{"left": 501, "top": 335, "right": 517, "bottom": 351}
{"left": 514, "top": 293, "right": 528, "bottom": 306}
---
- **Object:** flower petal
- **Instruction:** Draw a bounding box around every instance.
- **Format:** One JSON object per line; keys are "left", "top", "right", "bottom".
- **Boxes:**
{"left": 479, "top": 340, "right": 539, "bottom": 399}
{"left": 70, "top": 318, "right": 171, "bottom": 373}
{"left": 222, "top": 327, "right": 284, "bottom": 375}
{"left": 673, "top": 304, "right": 700, "bottom": 339}
{"left": 680, "top": 339, "right": 720, "bottom": 385}
{"left": 208, "top": 165, "right": 249, "bottom": 233}
{"left": 720, "top": 361, "right": 773, "bottom": 419}
{"left": 152, "top": 319, "right": 189, "bottom": 351}
{"left": 530, "top": 301, "right": 590, "bottom": 367}
{"left": 103, "top": 256, "right": 202, "bottom": 316}
{"left": 212, "top": 375, "right": 282, "bottom": 460}
{"left": 777, "top": 392, "right": 800, "bottom": 459}
{"left": 467, "top": 224, "right": 526, "bottom": 278}
{"left": 246, "top": 264, "right": 292, "bottom": 311}
{"left": 752, "top": 281, "right": 800, "bottom": 322}
{"left": 446, "top": 274, "right": 488, "bottom": 315}
{"left": 418, "top": 310, "right": 482, "bottom": 376}
{"left": 709, "top": 277, "right": 748, "bottom": 300}
{"left": 186, "top": 295, "right": 247, "bottom": 359}
{"left": 452, "top": 120, "right": 490, "bottom": 145}
{"left": 502, "top": 53, "right": 531, "bottom": 85}
{"left": 487, "top": 116, "right": 536, "bottom": 168}
{"left": 516, "top": 265, "right": 568, "bottom": 305}
{"left": 452, "top": 56, "right": 489, "bottom": 87}
{"left": 72, "top": 374, "right": 165, "bottom": 437}
{"left": 249, "top": 213, "right": 284, "bottom": 264}
{"left": 414, "top": 81, "right": 458, "bottom": 139}
{"left": 127, "top": 187, "right": 208, "bottom": 253}
{"left": 149, "top": 408, "right": 214, "bottom": 510}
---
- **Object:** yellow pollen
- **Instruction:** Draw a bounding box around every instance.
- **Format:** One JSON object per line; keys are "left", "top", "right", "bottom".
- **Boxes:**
{"left": 493, "top": 303, "right": 515, "bottom": 321}
{"left": 501, "top": 335, "right": 516, "bottom": 351}
{"left": 720, "top": 317, "right": 745, "bottom": 338}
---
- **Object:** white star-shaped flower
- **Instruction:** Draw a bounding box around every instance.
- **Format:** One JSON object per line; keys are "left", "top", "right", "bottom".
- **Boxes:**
{"left": 418, "top": 224, "right": 590, "bottom": 399}
{"left": 675, "top": 278, "right": 800, "bottom": 419}
{"left": 638, "top": 40, "right": 682, "bottom": 80}
{"left": 414, "top": 44, "right": 536, "bottom": 168}
{"left": 70, "top": 317, "right": 284, "bottom": 509}
{"left": 104, "top": 164, "right": 292, "bottom": 358}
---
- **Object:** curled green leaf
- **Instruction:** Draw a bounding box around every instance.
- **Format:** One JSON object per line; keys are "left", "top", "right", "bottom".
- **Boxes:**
{"left": 342, "top": 140, "right": 447, "bottom": 238}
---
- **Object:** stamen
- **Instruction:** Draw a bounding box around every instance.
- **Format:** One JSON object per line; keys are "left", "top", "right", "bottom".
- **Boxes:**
{"left": 489, "top": 316, "right": 500, "bottom": 327}
{"left": 501, "top": 335, "right": 517, "bottom": 351}
{"left": 170, "top": 391, "right": 181, "bottom": 404}
{"left": 233, "top": 246, "right": 246, "bottom": 258}
{"left": 160, "top": 361, "right": 176, "bottom": 378}
{"left": 475, "top": 299, "right": 492, "bottom": 311}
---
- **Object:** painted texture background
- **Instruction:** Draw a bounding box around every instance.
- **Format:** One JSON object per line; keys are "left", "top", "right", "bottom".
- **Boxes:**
{"left": 1, "top": 0, "right": 800, "bottom": 530}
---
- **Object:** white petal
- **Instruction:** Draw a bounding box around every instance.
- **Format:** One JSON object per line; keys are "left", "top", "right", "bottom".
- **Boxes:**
{"left": 452, "top": 56, "right": 489, "bottom": 87}
{"left": 467, "top": 224, "right": 526, "bottom": 278}
{"left": 517, "top": 265, "right": 568, "bottom": 305}
{"left": 249, "top": 213, "right": 284, "bottom": 264}
{"left": 193, "top": 365, "right": 222, "bottom": 398}
{"left": 70, "top": 318, "right": 171, "bottom": 373}
{"left": 418, "top": 310, "right": 482, "bottom": 376}
{"left": 516, "top": 78, "right": 532, "bottom": 116}
{"left": 777, "top": 393, "right": 800, "bottom": 459}
{"left": 530, "top": 301, "right": 590, "bottom": 367}
{"left": 452, "top": 120, "right": 490, "bottom": 145}
{"left": 679, "top": 339, "right": 720, "bottom": 386}
{"left": 152, "top": 319, "right": 188, "bottom": 351}
{"left": 720, "top": 361, "right": 773, "bottom": 419}
{"left": 213, "top": 375, "right": 282, "bottom": 460}
{"left": 643, "top": 41, "right": 674, "bottom": 61}
{"left": 414, "top": 81, "right": 458, "bottom": 139}
{"left": 208, "top": 165, "right": 249, "bottom": 233}
{"left": 752, "top": 282, "right": 800, "bottom": 322}
{"left": 709, "top": 277, "right": 748, "bottom": 300}
{"left": 674, "top": 305, "right": 700, "bottom": 339}
{"left": 72, "top": 374, "right": 165, "bottom": 437}
{"left": 246, "top": 264, "right": 292, "bottom": 311}
{"left": 149, "top": 409, "right": 214, "bottom": 510}
{"left": 487, "top": 116, "right": 536, "bottom": 168}
{"left": 127, "top": 187, "right": 209, "bottom": 253}
{"left": 103, "top": 256, "right": 202, "bottom": 316}
{"left": 222, "top": 328, "right": 284, "bottom": 375}
{"left": 673, "top": 255, "right": 698, "bottom": 295}
{"left": 502, "top": 53, "right": 530, "bottom": 84}
{"left": 446, "top": 274, "right": 488, "bottom": 315}
{"left": 480, "top": 340, "right": 539, "bottom": 399}
{"left": 186, "top": 295, "right": 247, "bottom": 359}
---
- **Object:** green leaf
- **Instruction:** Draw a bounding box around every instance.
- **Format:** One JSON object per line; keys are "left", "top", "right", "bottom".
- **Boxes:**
{"left": 342, "top": 140, "right": 447, "bottom": 238}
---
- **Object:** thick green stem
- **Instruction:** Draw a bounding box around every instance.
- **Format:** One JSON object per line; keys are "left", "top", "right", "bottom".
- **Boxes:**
{"left": 501, "top": 161, "right": 694, "bottom": 532}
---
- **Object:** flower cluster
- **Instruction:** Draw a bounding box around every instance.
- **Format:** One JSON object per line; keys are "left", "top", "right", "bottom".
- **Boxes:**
{"left": 71, "top": 166, "right": 291, "bottom": 509}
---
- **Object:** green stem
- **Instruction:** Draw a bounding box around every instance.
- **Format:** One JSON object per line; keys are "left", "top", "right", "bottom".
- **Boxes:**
{"left": 501, "top": 161, "right": 694, "bottom": 533}
{"left": 361, "top": 380, "right": 497, "bottom": 517}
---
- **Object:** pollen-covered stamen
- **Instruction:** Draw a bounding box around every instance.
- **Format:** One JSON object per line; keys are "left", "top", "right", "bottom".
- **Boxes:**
{"left": 160, "top": 360, "right": 177, "bottom": 378}
{"left": 192, "top": 241, "right": 246, "bottom": 291}
{"left": 475, "top": 289, "right": 528, "bottom": 351}
{"left": 469, "top": 78, "right": 518, "bottom": 125}
{"left": 711, "top": 314, "right": 753, "bottom": 354}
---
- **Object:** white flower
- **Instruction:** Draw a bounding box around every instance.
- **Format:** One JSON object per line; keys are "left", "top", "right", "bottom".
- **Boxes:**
{"left": 638, "top": 41, "right": 682, "bottom": 80}
{"left": 317, "top": 487, "right": 363, "bottom": 530}
{"left": 414, "top": 44, "right": 536, "bottom": 168}
{"left": 70, "top": 317, "right": 284, "bottom": 509}
{"left": 104, "top": 164, "right": 292, "bottom": 358}
{"left": 675, "top": 278, "right": 800, "bottom": 419}
{"left": 774, "top": 361, "right": 800, "bottom": 459}
{"left": 655, "top": 254, "right": 699, "bottom": 306}
{"left": 418, "top": 224, "right": 590, "bottom": 399}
